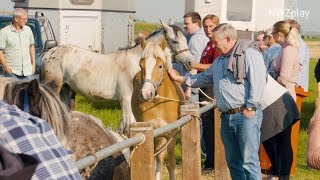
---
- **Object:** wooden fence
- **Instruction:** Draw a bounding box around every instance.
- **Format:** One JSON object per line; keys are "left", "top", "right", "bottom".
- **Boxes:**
{"left": 75, "top": 102, "right": 216, "bottom": 179}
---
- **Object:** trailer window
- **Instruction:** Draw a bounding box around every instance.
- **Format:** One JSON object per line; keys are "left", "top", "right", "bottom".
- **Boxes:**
{"left": 227, "top": 0, "right": 252, "bottom": 22}
{"left": 69, "top": 0, "right": 94, "bottom": 5}
{"left": 39, "top": 19, "right": 55, "bottom": 44}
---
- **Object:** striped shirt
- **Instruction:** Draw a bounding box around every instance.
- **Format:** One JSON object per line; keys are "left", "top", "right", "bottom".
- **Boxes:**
{"left": 0, "top": 101, "right": 81, "bottom": 179}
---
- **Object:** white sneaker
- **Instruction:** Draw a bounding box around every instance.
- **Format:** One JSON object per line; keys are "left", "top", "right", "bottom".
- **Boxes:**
{"left": 267, "top": 174, "right": 279, "bottom": 180}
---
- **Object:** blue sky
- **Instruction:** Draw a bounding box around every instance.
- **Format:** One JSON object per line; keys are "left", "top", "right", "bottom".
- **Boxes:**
{"left": 135, "top": 0, "right": 185, "bottom": 24}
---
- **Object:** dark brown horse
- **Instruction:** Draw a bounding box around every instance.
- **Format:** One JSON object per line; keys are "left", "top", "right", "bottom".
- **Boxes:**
{"left": 131, "top": 39, "right": 185, "bottom": 180}
{"left": 2, "top": 79, "right": 129, "bottom": 179}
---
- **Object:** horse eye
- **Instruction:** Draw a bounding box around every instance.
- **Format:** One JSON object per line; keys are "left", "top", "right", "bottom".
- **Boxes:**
{"left": 172, "top": 40, "right": 179, "bottom": 44}
{"left": 159, "top": 65, "right": 163, "bottom": 69}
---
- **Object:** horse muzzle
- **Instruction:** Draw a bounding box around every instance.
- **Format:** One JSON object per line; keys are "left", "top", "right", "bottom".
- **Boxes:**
{"left": 141, "top": 82, "right": 157, "bottom": 101}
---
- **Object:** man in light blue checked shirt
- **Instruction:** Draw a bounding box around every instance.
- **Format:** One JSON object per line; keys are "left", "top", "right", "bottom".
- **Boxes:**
{"left": 168, "top": 23, "right": 266, "bottom": 179}
{"left": 0, "top": 8, "right": 36, "bottom": 79}
{"left": 0, "top": 100, "right": 81, "bottom": 179}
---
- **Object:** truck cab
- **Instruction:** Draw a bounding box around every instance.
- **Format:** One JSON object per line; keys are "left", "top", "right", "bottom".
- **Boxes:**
{"left": 0, "top": 12, "right": 57, "bottom": 74}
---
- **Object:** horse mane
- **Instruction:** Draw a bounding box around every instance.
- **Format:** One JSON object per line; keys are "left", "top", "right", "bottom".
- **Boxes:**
{"left": 3, "top": 81, "right": 71, "bottom": 143}
{"left": 142, "top": 41, "right": 172, "bottom": 69}
{"left": 122, "top": 24, "right": 184, "bottom": 50}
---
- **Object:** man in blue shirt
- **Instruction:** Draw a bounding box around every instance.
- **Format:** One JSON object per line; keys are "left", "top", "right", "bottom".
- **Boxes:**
{"left": 168, "top": 23, "right": 266, "bottom": 179}
{"left": 262, "top": 28, "right": 282, "bottom": 78}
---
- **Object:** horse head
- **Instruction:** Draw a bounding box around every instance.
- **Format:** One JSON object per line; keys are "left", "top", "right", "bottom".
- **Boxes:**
{"left": 4, "top": 79, "right": 70, "bottom": 147}
{"left": 139, "top": 37, "right": 169, "bottom": 101}
{"left": 160, "top": 20, "right": 194, "bottom": 71}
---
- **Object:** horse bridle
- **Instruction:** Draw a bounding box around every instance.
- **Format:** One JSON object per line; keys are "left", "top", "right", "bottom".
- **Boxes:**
{"left": 163, "top": 35, "right": 189, "bottom": 59}
{"left": 142, "top": 64, "right": 165, "bottom": 95}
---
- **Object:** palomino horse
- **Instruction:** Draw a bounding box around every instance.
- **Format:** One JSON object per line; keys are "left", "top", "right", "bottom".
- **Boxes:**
{"left": 3, "top": 79, "right": 130, "bottom": 179}
{"left": 40, "top": 21, "right": 193, "bottom": 135}
{"left": 131, "top": 38, "right": 185, "bottom": 180}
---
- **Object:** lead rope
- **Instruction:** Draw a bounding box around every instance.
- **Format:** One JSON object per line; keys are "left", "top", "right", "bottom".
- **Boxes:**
{"left": 81, "top": 153, "right": 99, "bottom": 179}
{"left": 130, "top": 133, "right": 146, "bottom": 161}
{"left": 155, "top": 88, "right": 214, "bottom": 105}
{"left": 153, "top": 115, "right": 201, "bottom": 157}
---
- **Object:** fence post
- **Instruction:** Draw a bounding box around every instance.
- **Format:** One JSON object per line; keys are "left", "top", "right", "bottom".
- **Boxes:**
{"left": 130, "top": 122, "right": 155, "bottom": 180}
{"left": 180, "top": 104, "right": 201, "bottom": 180}
{"left": 214, "top": 108, "right": 231, "bottom": 179}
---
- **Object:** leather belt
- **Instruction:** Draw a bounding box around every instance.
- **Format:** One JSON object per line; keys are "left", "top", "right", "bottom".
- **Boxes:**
{"left": 225, "top": 106, "right": 256, "bottom": 114}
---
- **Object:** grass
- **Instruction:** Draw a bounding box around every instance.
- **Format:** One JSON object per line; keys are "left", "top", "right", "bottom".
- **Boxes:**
{"left": 134, "top": 21, "right": 162, "bottom": 38}
{"left": 74, "top": 22, "right": 320, "bottom": 178}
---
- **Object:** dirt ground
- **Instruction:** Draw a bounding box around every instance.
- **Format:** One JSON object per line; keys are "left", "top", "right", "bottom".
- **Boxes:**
{"left": 161, "top": 166, "right": 214, "bottom": 180}
{"left": 306, "top": 40, "right": 320, "bottom": 59}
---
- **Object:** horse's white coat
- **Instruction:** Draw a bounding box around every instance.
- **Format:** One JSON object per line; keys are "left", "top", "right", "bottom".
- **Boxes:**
{"left": 41, "top": 22, "right": 193, "bottom": 135}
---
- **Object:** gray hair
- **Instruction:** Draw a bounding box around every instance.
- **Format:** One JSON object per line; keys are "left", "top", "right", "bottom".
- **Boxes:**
{"left": 13, "top": 8, "right": 27, "bottom": 18}
{"left": 212, "top": 23, "right": 237, "bottom": 40}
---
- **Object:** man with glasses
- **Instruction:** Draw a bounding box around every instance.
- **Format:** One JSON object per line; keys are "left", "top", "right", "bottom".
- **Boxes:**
{"left": 0, "top": 8, "right": 36, "bottom": 80}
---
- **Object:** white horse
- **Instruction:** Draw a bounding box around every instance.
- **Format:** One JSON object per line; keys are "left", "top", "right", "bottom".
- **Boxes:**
{"left": 41, "top": 21, "right": 193, "bottom": 135}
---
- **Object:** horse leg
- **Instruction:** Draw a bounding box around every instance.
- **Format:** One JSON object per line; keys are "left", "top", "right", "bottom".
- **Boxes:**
{"left": 118, "top": 93, "right": 136, "bottom": 136}
{"left": 60, "top": 84, "right": 72, "bottom": 109}
{"left": 166, "top": 134, "right": 178, "bottom": 180}
{"left": 70, "top": 91, "right": 76, "bottom": 110}
{"left": 155, "top": 137, "right": 167, "bottom": 180}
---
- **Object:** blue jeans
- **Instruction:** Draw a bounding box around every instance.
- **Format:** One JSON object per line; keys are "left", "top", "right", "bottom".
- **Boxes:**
{"left": 4, "top": 72, "right": 37, "bottom": 81}
{"left": 220, "top": 109, "right": 263, "bottom": 180}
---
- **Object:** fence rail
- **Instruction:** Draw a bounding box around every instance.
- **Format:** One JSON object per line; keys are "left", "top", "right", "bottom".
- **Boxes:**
{"left": 75, "top": 101, "right": 216, "bottom": 176}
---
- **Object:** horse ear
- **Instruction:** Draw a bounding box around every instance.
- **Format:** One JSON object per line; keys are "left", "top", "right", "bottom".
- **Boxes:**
{"left": 141, "top": 38, "right": 147, "bottom": 49}
{"left": 160, "top": 20, "right": 170, "bottom": 29}
{"left": 27, "top": 79, "right": 41, "bottom": 102}
{"left": 160, "top": 20, "right": 174, "bottom": 39}
{"left": 160, "top": 37, "right": 166, "bottom": 50}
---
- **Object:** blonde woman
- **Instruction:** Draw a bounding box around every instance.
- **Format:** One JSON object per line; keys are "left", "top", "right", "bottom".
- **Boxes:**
{"left": 264, "top": 20, "right": 301, "bottom": 180}
{"left": 272, "top": 21, "right": 301, "bottom": 101}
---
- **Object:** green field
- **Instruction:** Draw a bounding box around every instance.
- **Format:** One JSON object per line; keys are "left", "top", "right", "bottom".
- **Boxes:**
{"left": 75, "top": 22, "right": 320, "bottom": 179}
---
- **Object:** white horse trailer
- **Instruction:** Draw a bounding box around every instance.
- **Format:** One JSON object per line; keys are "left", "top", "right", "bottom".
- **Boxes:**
{"left": 12, "top": 0, "right": 135, "bottom": 53}
{"left": 185, "top": 0, "right": 296, "bottom": 39}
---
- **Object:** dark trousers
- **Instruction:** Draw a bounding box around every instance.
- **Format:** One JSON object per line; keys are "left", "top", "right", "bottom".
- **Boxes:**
{"left": 202, "top": 109, "right": 214, "bottom": 168}
{"left": 262, "top": 125, "right": 293, "bottom": 178}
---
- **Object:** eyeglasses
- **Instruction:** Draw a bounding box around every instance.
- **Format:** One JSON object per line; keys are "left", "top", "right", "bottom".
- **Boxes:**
{"left": 18, "top": 17, "right": 28, "bottom": 21}
{"left": 263, "top": 35, "right": 269, "bottom": 39}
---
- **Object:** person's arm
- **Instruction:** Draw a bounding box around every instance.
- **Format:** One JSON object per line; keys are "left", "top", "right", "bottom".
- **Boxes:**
{"left": 168, "top": 68, "right": 186, "bottom": 83}
{"left": 29, "top": 45, "right": 36, "bottom": 73}
{"left": 0, "top": 50, "right": 11, "bottom": 74}
{"left": 244, "top": 48, "right": 267, "bottom": 117}
{"left": 193, "top": 63, "right": 211, "bottom": 72}
{"left": 0, "top": 30, "right": 11, "bottom": 74}
{"left": 168, "top": 64, "right": 214, "bottom": 88}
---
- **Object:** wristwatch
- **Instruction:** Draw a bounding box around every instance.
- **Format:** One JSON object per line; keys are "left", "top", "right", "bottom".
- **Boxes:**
{"left": 246, "top": 107, "right": 254, "bottom": 111}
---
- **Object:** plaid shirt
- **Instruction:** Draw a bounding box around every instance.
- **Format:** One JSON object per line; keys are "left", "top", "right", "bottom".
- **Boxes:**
{"left": 0, "top": 101, "right": 81, "bottom": 180}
